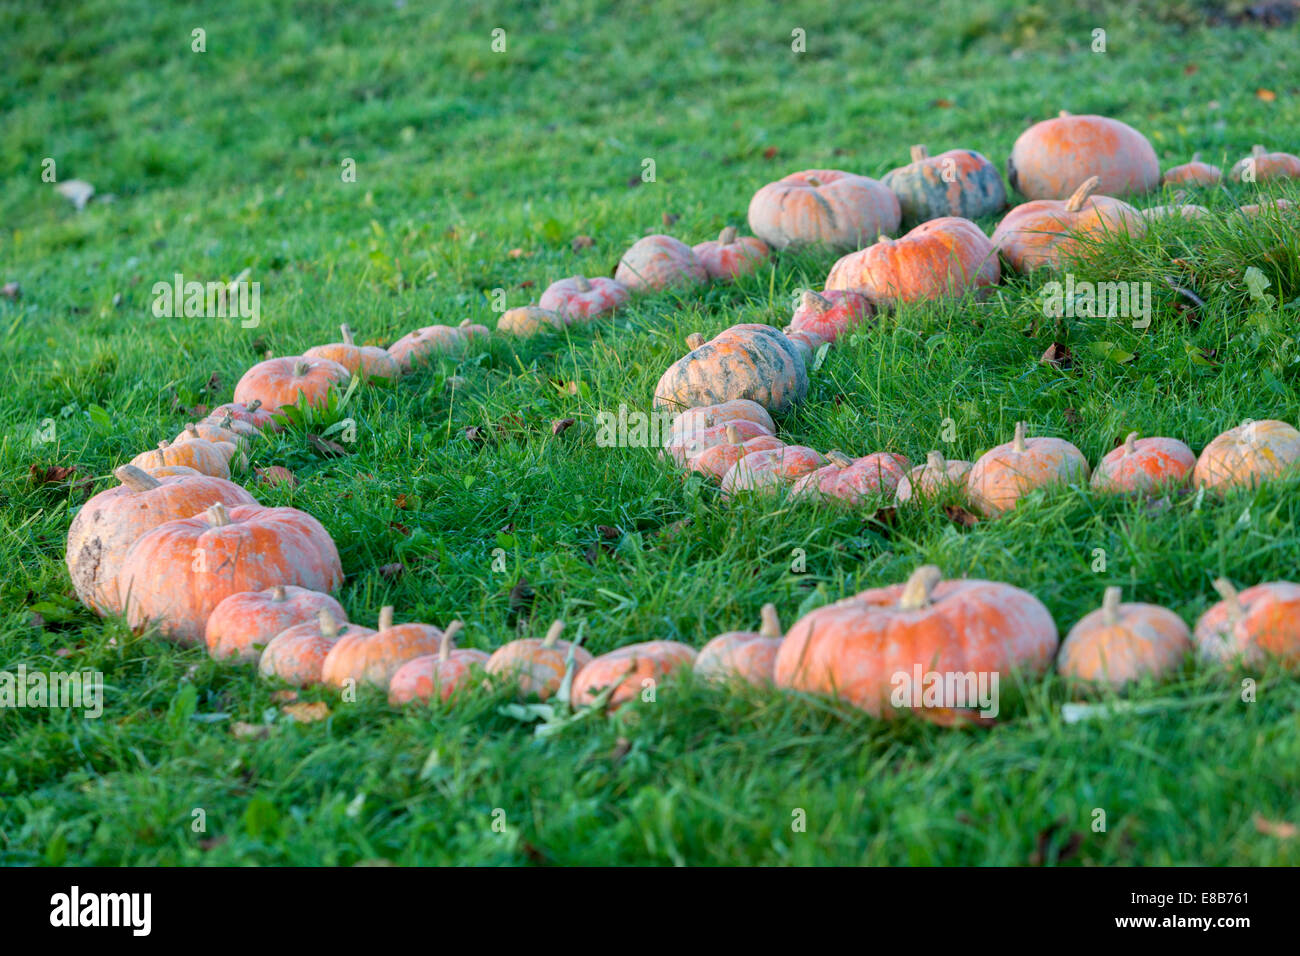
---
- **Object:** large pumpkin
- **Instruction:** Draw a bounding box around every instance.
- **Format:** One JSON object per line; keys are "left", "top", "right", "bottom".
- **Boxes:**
{"left": 1057, "top": 587, "right": 1191, "bottom": 690}
{"left": 1193, "top": 419, "right": 1300, "bottom": 493}
{"left": 233, "top": 356, "right": 352, "bottom": 414}
{"left": 788, "top": 289, "right": 873, "bottom": 343}
{"left": 774, "top": 565, "right": 1058, "bottom": 722}
{"left": 303, "top": 324, "right": 400, "bottom": 380}
{"left": 1195, "top": 579, "right": 1300, "bottom": 667}
{"left": 538, "top": 275, "right": 630, "bottom": 321}
{"left": 1006, "top": 111, "right": 1159, "bottom": 200}
{"left": 653, "top": 325, "right": 808, "bottom": 414}
{"left": 205, "top": 584, "right": 345, "bottom": 663}
{"left": 321, "top": 606, "right": 446, "bottom": 690}
{"left": 614, "top": 235, "right": 707, "bottom": 292}
{"left": 895, "top": 450, "right": 973, "bottom": 504}
{"left": 570, "top": 640, "right": 697, "bottom": 710}
{"left": 1091, "top": 432, "right": 1196, "bottom": 495}
{"left": 691, "top": 227, "right": 770, "bottom": 280}
{"left": 694, "top": 604, "right": 784, "bottom": 686}
{"left": 991, "top": 176, "right": 1145, "bottom": 273}
{"left": 825, "top": 217, "right": 999, "bottom": 305}
{"left": 260, "top": 609, "right": 369, "bottom": 687}
{"left": 484, "top": 619, "right": 594, "bottom": 700}
{"left": 967, "top": 421, "right": 1090, "bottom": 516}
{"left": 747, "top": 169, "right": 900, "bottom": 250}
{"left": 1229, "top": 145, "right": 1300, "bottom": 184}
{"left": 882, "top": 144, "right": 1007, "bottom": 225}
{"left": 789, "top": 450, "right": 911, "bottom": 505}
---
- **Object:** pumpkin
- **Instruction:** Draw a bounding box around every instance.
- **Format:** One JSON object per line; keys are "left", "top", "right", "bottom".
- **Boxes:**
{"left": 206, "top": 399, "right": 278, "bottom": 432}
{"left": 789, "top": 450, "right": 911, "bottom": 505}
{"left": 689, "top": 423, "right": 785, "bottom": 480}
{"left": 882, "top": 144, "right": 1007, "bottom": 225}
{"left": 189, "top": 412, "right": 259, "bottom": 445}
{"left": 747, "top": 169, "right": 900, "bottom": 250}
{"left": 991, "top": 176, "right": 1145, "bottom": 273}
{"left": 825, "top": 216, "right": 999, "bottom": 305}
{"left": 538, "top": 275, "right": 630, "bottom": 321}
{"left": 321, "top": 605, "right": 446, "bottom": 690}
{"left": 788, "top": 289, "right": 873, "bottom": 343}
{"left": 967, "top": 421, "right": 1090, "bottom": 516}
{"left": 653, "top": 325, "right": 808, "bottom": 415}
{"left": 129, "top": 439, "right": 231, "bottom": 480}
{"left": 232, "top": 356, "right": 351, "bottom": 414}
{"left": 782, "top": 327, "right": 826, "bottom": 366}
{"left": 484, "top": 619, "right": 594, "bottom": 700}
{"left": 895, "top": 450, "right": 973, "bottom": 504}
{"left": 570, "top": 640, "right": 697, "bottom": 710}
{"left": 1006, "top": 111, "right": 1159, "bottom": 200}
{"left": 774, "top": 565, "right": 1058, "bottom": 722}
{"left": 665, "top": 416, "right": 774, "bottom": 465}
{"left": 691, "top": 227, "right": 770, "bottom": 280}
{"left": 1241, "top": 198, "right": 1295, "bottom": 217}
{"left": 1229, "top": 145, "right": 1300, "bottom": 184}
{"left": 1195, "top": 579, "right": 1300, "bottom": 667}
{"left": 1058, "top": 587, "right": 1191, "bottom": 690}
{"left": 694, "top": 604, "right": 784, "bottom": 686}
{"left": 498, "top": 306, "right": 565, "bottom": 338}
{"left": 1091, "top": 431, "right": 1196, "bottom": 495}
{"left": 303, "top": 324, "right": 400, "bottom": 380}
{"left": 142, "top": 464, "right": 203, "bottom": 479}
{"left": 205, "top": 584, "right": 345, "bottom": 662}
{"left": 614, "top": 235, "right": 707, "bottom": 292}
{"left": 1162, "top": 153, "right": 1222, "bottom": 187}
{"left": 1193, "top": 419, "right": 1300, "bottom": 493}
{"left": 387, "top": 320, "right": 489, "bottom": 372}
{"left": 116, "top": 502, "right": 343, "bottom": 646}
{"left": 720, "top": 444, "right": 828, "bottom": 498}
{"left": 387, "top": 622, "right": 491, "bottom": 704}
{"left": 174, "top": 422, "right": 246, "bottom": 471}
{"left": 65, "top": 464, "right": 257, "bottom": 615}
{"left": 260, "top": 608, "right": 369, "bottom": 687}
{"left": 1143, "top": 196, "right": 1209, "bottom": 221}
{"left": 667, "top": 399, "right": 776, "bottom": 443}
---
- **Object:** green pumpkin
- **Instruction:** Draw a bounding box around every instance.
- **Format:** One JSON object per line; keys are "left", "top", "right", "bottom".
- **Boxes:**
{"left": 653, "top": 324, "right": 808, "bottom": 414}
{"left": 882, "top": 145, "right": 1007, "bottom": 226}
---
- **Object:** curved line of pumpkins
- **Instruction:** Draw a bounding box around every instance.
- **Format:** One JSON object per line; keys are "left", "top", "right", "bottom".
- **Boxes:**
{"left": 61, "top": 112, "right": 1300, "bottom": 722}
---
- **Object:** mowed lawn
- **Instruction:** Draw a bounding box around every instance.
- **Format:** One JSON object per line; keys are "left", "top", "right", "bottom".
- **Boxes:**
{"left": 3, "top": 0, "right": 1300, "bottom": 865}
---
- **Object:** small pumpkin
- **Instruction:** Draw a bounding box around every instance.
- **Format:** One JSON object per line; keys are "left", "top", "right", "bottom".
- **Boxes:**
{"left": 205, "top": 584, "right": 345, "bottom": 662}
{"left": 720, "top": 444, "right": 828, "bottom": 498}
{"left": 991, "top": 176, "right": 1145, "bottom": 273}
{"left": 665, "top": 416, "right": 774, "bottom": 465}
{"left": 206, "top": 399, "right": 278, "bottom": 432}
{"left": 388, "top": 622, "right": 491, "bottom": 704}
{"left": 691, "top": 227, "right": 770, "bottom": 280}
{"left": 1006, "top": 111, "right": 1159, "bottom": 200}
{"left": 1091, "top": 431, "right": 1196, "bottom": 495}
{"left": 1058, "top": 587, "right": 1192, "bottom": 690}
{"left": 1193, "top": 419, "right": 1300, "bottom": 493}
{"left": 538, "top": 275, "right": 630, "bottom": 320}
{"left": 653, "top": 325, "right": 808, "bottom": 415}
{"left": 174, "top": 422, "right": 247, "bottom": 471}
{"left": 484, "top": 619, "right": 594, "bottom": 700}
{"left": 321, "top": 606, "right": 447, "bottom": 690}
{"left": 667, "top": 399, "right": 776, "bottom": 444}
{"left": 747, "top": 169, "right": 900, "bottom": 250}
{"left": 1229, "top": 144, "right": 1300, "bottom": 184}
{"left": 65, "top": 464, "right": 257, "bottom": 615}
{"left": 570, "top": 640, "right": 697, "bottom": 710}
{"left": 117, "top": 502, "right": 344, "bottom": 646}
{"left": 232, "top": 356, "right": 352, "bottom": 414}
{"left": 498, "top": 305, "right": 565, "bottom": 338}
{"left": 694, "top": 604, "right": 784, "bottom": 686}
{"left": 895, "top": 450, "right": 973, "bottom": 504}
{"left": 614, "top": 235, "right": 707, "bottom": 292}
{"left": 130, "top": 439, "right": 231, "bottom": 480}
{"left": 387, "top": 320, "right": 489, "bottom": 372}
{"left": 1161, "top": 153, "right": 1222, "bottom": 187}
{"left": 788, "top": 289, "right": 873, "bottom": 343}
{"left": 882, "top": 144, "right": 1007, "bottom": 225}
{"left": 774, "top": 565, "right": 1058, "bottom": 722}
{"left": 260, "top": 608, "right": 368, "bottom": 687}
{"left": 789, "top": 450, "right": 911, "bottom": 505}
{"left": 825, "top": 216, "right": 999, "bottom": 306}
{"left": 1195, "top": 578, "right": 1300, "bottom": 667}
{"left": 1143, "top": 195, "right": 1209, "bottom": 221}
{"left": 1241, "top": 198, "right": 1295, "bottom": 217}
{"left": 303, "top": 324, "right": 401, "bottom": 380}
{"left": 689, "top": 423, "right": 785, "bottom": 480}
{"left": 967, "top": 421, "right": 1090, "bottom": 517}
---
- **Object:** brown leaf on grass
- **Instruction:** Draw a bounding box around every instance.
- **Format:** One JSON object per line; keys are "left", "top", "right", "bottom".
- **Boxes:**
{"left": 508, "top": 577, "right": 535, "bottom": 622}
{"left": 626, "top": 175, "right": 642, "bottom": 188}
{"left": 551, "top": 417, "right": 575, "bottom": 436}
{"left": 202, "top": 372, "right": 221, "bottom": 394}
{"left": 597, "top": 524, "right": 621, "bottom": 539}
{"left": 571, "top": 235, "right": 594, "bottom": 251}
{"left": 270, "top": 690, "right": 298, "bottom": 704}
{"left": 1, "top": 281, "right": 20, "bottom": 299}
{"left": 1254, "top": 813, "right": 1297, "bottom": 838}
{"left": 282, "top": 701, "right": 331, "bottom": 723}
{"left": 307, "top": 434, "right": 349, "bottom": 457}
{"left": 464, "top": 425, "right": 488, "bottom": 442}
{"left": 393, "top": 493, "right": 411, "bottom": 509}
{"left": 662, "top": 212, "right": 680, "bottom": 227}
{"left": 1183, "top": 63, "right": 1198, "bottom": 75}
{"left": 29, "top": 464, "right": 78, "bottom": 486}
{"left": 1063, "top": 407, "right": 1083, "bottom": 427}
{"left": 866, "top": 506, "right": 897, "bottom": 527}
{"left": 255, "top": 466, "right": 298, "bottom": 488}
{"left": 519, "top": 279, "right": 534, "bottom": 289}
{"left": 762, "top": 146, "right": 778, "bottom": 160}
{"left": 1039, "top": 342, "right": 1072, "bottom": 369}
{"left": 378, "top": 562, "right": 405, "bottom": 579}
{"left": 944, "top": 505, "right": 980, "bottom": 528}
{"left": 931, "top": 98, "right": 954, "bottom": 108}
{"left": 1256, "top": 88, "right": 1277, "bottom": 101}
{"left": 232, "top": 721, "right": 271, "bottom": 740}
{"left": 199, "top": 835, "right": 229, "bottom": 851}
{"left": 388, "top": 521, "right": 410, "bottom": 537}
{"left": 1029, "top": 820, "right": 1083, "bottom": 865}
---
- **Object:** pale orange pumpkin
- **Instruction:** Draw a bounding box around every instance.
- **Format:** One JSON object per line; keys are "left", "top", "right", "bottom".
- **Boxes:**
{"left": 387, "top": 622, "right": 490, "bottom": 704}
{"left": 1143, "top": 196, "right": 1209, "bottom": 221}
{"left": 1241, "top": 198, "right": 1295, "bottom": 217}
{"left": 174, "top": 423, "right": 246, "bottom": 472}
{"left": 303, "top": 324, "right": 400, "bottom": 380}
{"left": 789, "top": 450, "right": 911, "bottom": 505}
{"left": 747, "top": 169, "right": 900, "bottom": 250}
{"left": 614, "top": 235, "right": 707, "bottom": 292}
{"left": 1162, "top": 154, "right": 1222, "bottom": 187}
{"left": 991, "top": 176, "right": 1145, "bottom": 273}
{"left": 967, "top": 421, "right": 1090, "bottom": 516}
{"left": 387, "top": 320, "right": 489, "bottom": 371}
{"left": 689, "top": 423, "right": 785, "bottom": 480}
{"left": 1229, "top": 145, "right": 1300, "bottom": 184}
{"left": 788, "top": 289, "right": 873, "bottom": 343}
{"left": 321, "top": 606, "right": 446, "bottom": 690}
{"left": 260, "top": 608, "right": 369, "bottom": 687}
{"left": 484, "top": 619, "right": 594, "bottom": 700}
{"left": 498, "top": 306, "right": 565, "bottom": 338}
{"left": 129, "top": 439, "right": 231, "bottom": 480}
{"left": 664, "top": 416, "right": 774, "bottom": 466}
{"left": 895, "top": 450, "right": 973, "bottom": 504}
{"left": 667, "top": 399, "right": 776, "bottom": 444}
{"left": 720, "top": 445, "right": 828, "bottom": 498}
{"left": 825, "top": 217, "right": 999, "bottom": 306}
{"left": 205, "top": 584, "right": 345, "bottom": 662}
{"left": 232, "top": 356, "right": 352, "bottom": 414}
{"left": 1057, "top": 587, "right": 1192, "bottom": 690}
{"left": 1091, "top": 432, "right": 1196, "bottom": 495}
{"left": 694, "top": 604, "right": 783, "bottom": 686}
{"left": 1195, "top": 578, "right": 1300, "bottom": 667}
{"left": 538, "top": 275, "right": 630, "bottom": 320}
{"left": 653, "top": 325, "right": 809, "bottom": 415}
{"left": 691, "top": 227, "right": 770, "bottom": 280}
{"left": 570, "top": 640, "right": 697, "bottom": 710}
{"left": 1007, "top": 111, "right": 1159, "bottom": 200}
{"left": 206, "top": 399, "right": 279, "bottom": 432}
{"left": 1193, "top": 419, "right": 1300, "bottom": 493}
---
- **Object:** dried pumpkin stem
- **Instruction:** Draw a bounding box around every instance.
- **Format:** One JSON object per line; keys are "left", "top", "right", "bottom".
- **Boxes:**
{"left": 114, "top": 464, "right": 162, "bottom": 492}
{"left": 271, "top": 585, "right": 287, "bottom": 602}
{"left": 205, "top": 502, "right": 232, "bottom": 527}
{"left": 293, "top": 359, "right": 310, "bottom": 377}
{"left": 1012, "top": 421, "right": 1028, "bottom": 453}
{"left": 724, "top": 423, "right": 743, "bottom": 446}
{"left": 184, "top": 423, "right": 200, "bottom": 438}
{"left": 1191, "top": 151, "right": 1201, "bottom": 162}
{"left": 718, "top": 226, "right": 738, "bottom": 245}
{"left": 575, "top": 275, "right": 592, "bottom": 293}
{"left": 1213, "top": 579, "right": 1243, "bottom": 620}
{"left": 801, "top": 289, "right": 831, "bottom": 313}
{"left": 1124, "top": 431, "right": 1138, "bottom": 455}
{"left": 1064, "top": 176, "right": 1101, "bottom": 213}
{"left": 1058, "top": 109, "right": 1071, "bottom": 117}
{"left": 439, "top": 620, "right": 465, "bottom": 663}
{"left": 805, "top": 176, "right": 822, "bottom": 187}
{"left": 542, "top": 619, "right": 565, "bottom": 648}
{"left": 899, "top": 565, "right": 943, "bottom": 611}
{"left": 826, "top": 450, "right": 855, "bottom": 467}
{"left": 910, "top": 144, "right": 929, "bottom": 162}
{"left": 1101, "top": 586, "right": 1122, "bottom": 627}
{"left": 318, "top": 608, "right": 339, "bottom": 639}
{"left": 1252, "top": 144, "right": 1265, "bottom": 158}
{"left": 458, "top": 319, "right": 471, "bottom": 328}
{"left": 378, "top": 606, "right": 395, "bottom": 631}
{"left": 926, "top": 450, "right": 946, "bottom": 472}
{"left": 759, "top": 603, "right": 782, "bottom": 638}
{"left": 246, "top": 399, "right": 263, "bottom": 414}
{"left": 341, "top": 324, "right": 354, "bottom": 345}
{"left": 685, "top": 332, "right": 707, "bottom": 351}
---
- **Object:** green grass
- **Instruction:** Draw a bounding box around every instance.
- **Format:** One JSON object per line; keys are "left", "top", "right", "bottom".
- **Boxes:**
{"left": 4, "top": 0, "right": 1300, "bottom": 865}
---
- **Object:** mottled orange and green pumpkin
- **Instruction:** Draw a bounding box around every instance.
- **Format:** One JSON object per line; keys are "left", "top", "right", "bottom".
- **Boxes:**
{"left": 205, "top": 399, "right": 278, "bottom": 432}
{"left": 484, "top": 619, "right": 593, "bottom": 700}
{"left": 1007, "top": 111, "right": 1159, "bottom": 200}
{"left": 689, "top": 424, "right": 785, "bottom": 480}
{"left": 1229, "top": 145, "right": 1300, "bottom": 184}
{"left": 205, "top": 584, "right": 345, "bottom": 662}
{"left": 1091, "top": 432, "right": 1196, "bottom": 495}
{"left": 720, "top": 444, "right": 827, "bottom": 498}
{"left": 653, "top": 324, "right": 808, "bottom": 415}
{"left": 1058, "top": 587, "right": 1191, "bottom": 691}
{"left": 1193, "top": 419, "right": 1300, "bottom": 493}
{"left": 747, "top": 169, "right": 900, "bottom": 250}
{"left": 694, "top": 604, "right": 784, "bottom": 686}
{"left": 570, "top": 640, "right": 697, "bottom": 710}
{"left": 1195, "top": 579, "right": 1300, "bottom": 668}
{"left": 826, "top": 216, "right": 999, "bottom": 305}
{"left": 882, "top": 144, "right": 1007, "bottom": 226}
{"left": 614, "top": 235, "right": 707, "bottom": 292}
{"left": 991, "top": 176, "right": 1144, "bottom": 273}
{"left": 260, "top": 608, "right": 369, "bottom": 687}
{"left": 667, "top": 399, "right": 776, "bottom": 444}
{"left": 387, "top": 320, "right": 488, "bottom": 371}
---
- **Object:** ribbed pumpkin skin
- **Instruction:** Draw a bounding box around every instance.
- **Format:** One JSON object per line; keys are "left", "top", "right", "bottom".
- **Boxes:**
{"left": 322, "top": 622, "right": 446, "bottom": 690}
{"left": 233, "top": 356, "right": 352, "bottom": 414}
{"left": 1007, "top": 114, "right": 1159, "bottom": 199}
{"left": 782, "top": 328, "right": 825, "bottom": 366}
{"left": 1193, "top": 420, "right": 1300, "bottom": 492}
{"left": 895, "top": 456, "right": 973, "bottom": 504}
{"left": 691, "top": 231, "right": 770, "bottom": 280}
{"left": 690, "top": 434, "right": 785, "bottom": 480}
{"left": 1091, "top": 435, "right": 1196, "bottom": 495}
{"left": 538, "top": 276, "right": 630, "bottom": 320}
{"left": 570, "top": 641, "right": 697, "bottom": 710}
{"left": 667, "top": 399, "right": 776, "bottom": 443}
{"left": 66, "top": 470, "right": 257, "bottom": 614}
{"left": 130, "top": 439, "right": 231, "bottom": 479}
{"left": 882, "top": 148, "right": 1007, "bottom": 225}
{"left": 173, "top": 426, "right": 244, "bottom": 471}
{"left": 387, "top": 323, "right": 488, "bottom": 371}
{"left": 653, "top": 324, "right": 808, "bottom": 414}
{"left": 485, "top": 639, "right": 593, "bottom": 700}
{"left": 117, "top": 505, "right": 344, "bottom": 646}
{"left": 664, "top": 418, "right": 773, "bottom": 465}
{"left": 1162, "top": 160, "right": 1222, "bottom": 187}
{"left": 260, "top": 620, "right": 371, "bottom": 686}
{"left": 720, "top": 445, "right": 827, "bottom": 498}
{"left": 303, "top": 342, "right": 399, "bottom": 380}
{"left": 788, "top": 290, "right": 873, "bottom": 343}
{"left": 207, "top": 401, "right": 279, "bottom": 432}
{"left": 826, "top": 217, "right": 999, "bottom": 305}
{"left": 789, "top": 452, "right": 912, "bottom": 505}
{"left": 991, "top": 189, "right": 1144, "bottom": 273}
{"left": 1242, "top": 198, "right": 1296, "bottom": 217}
{"left": 1230, "top": 149, "right": 1300, "bottom": 183}
{"left": 747, "top": 169, "right": 900, "bottom": 250}
{"left": 498, "top": 306, "right": 565, "bottom": 338}
{"left": 1058, "top": 600, "right": 1191, "bottom": 689}
{"left": 774, "top": 573, "right": 1058, "bottom": 721}
{"left": 1195, "top": 582, "right": 1300, "bottom": 667}
{"left": 388, "top": 649, "right": 491, "bottom": 704}
{"left": 205, "top": 586, "right": 345, "bottom": 662}
{"left": 967, "top": 426, "right": 1090, "bottom": 516}
{"left": 614, "top": 235, "right": 707, "bottom": 292}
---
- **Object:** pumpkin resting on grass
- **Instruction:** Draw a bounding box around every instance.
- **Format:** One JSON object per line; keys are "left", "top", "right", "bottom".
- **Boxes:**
{"left": 485, "top": 619, "right": 593, "bottom": 700}
{"left": 1194, "top": 579, "right": 1300, "bottom": 667}
{"left": 538, "top": 275, "right": 630, "bottom": 321}
{"left": 747, "top": 169, "right": 900, "bottom": 250}
{"left": 1006, "top": 111, "right": 1159, "bottom": 200}
{"left": 130, "top": 438, "right": 231, "bottom": 480}
{"left": 1229, "top": 145, "right": 1300, "bottom": 184}
{"left": 1057, "top": 587, "right": 1192, "bottom": 691}
{"left": 789, "top": 450, "right": 911, "bottom": 505}
{"left": 614, "top": 235, "right": 707, "bottom": 291}
{"left": 1161, "top": 153, "right": 1222, "bottom": 187}
{"left": 967, "top": 421, "right": 1089, "bottom": 516}
{"left": 303, "top": 324, "right": 400, "bottom": 380}
{"left": 720, "top": 444, "right": 827, "bottom": 498}
{"left": 387, "top": 320, "right": 489, "bottom": 371}
{"left": 498, "top": 305, "right": 565, "bottom": 338}
{"left": 260, "top": 608, "right": 368, "bottom": 686}
{"left": 694, "top": 604, "right": 784, "bottom": 686}
{"left": 206, "top": 584, "right": 345, "bottom": 662}
{"left": 895, "top": 451, "right": 973, "bottom": 504}
{"left": 991, "top": 176, "right": 1145, "bottom": 273}
{"left": 1192, "top": 419, "right": 1300, "bottom": 493}
{"left": 881, "top": 144, "right": 1007, "bottom": 225}
{"left": 321, "top": 605, "right": 447, "bottom": 690}
{"left": 653, "top": 325, "right": 808, "bottom": 415}
{"left": 1091, "top": 432, "right": 1196, "bottom": 495}
{"left": 690, "top": 423, "right": 785, "bottom": 480}
{"left": 788, "top": 289, "right": 873, "bottom": 343}
{"left": 233, "top": 356, "right": 352, "bottom": 413}
{"left": 388, "top": 622, "right": 490, "bottom": 704}
{"left": 570, "top": 640, "right": 697, "bottom": 710}
{"left": 691, "top": 227, "right": 770, "bottom": 280}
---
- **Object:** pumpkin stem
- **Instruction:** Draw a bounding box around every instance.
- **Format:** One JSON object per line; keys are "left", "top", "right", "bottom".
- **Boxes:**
{"left": 205, "top": 502, "right": 232, "bottom": 527}
{"left": 459, "top": 319, "right": 471, "bottom": 328}
{"left": 877, "top": 233, "right": 893, "bottom": 244}
{"left": 759, "top": 603, "right": 782, "bottom": 638}
{"left": 542, "top": 619, "right": 565, "bottom": 648}
{"left": 219, "top": 412, "right": 236, "bottom": 429}
{"left": 1058, "top": 109, "right": 1071, "bottom": 117}
{"left": 685, "top": 332, "right": 707, "bottom": 351}
{"left": 271, "top": 585, "right": 287, "bottom": 602}
{"left": 805, "top": 176, "right": 822, "bottom": 187}
{"left": 1101, "top": 586, "right": 1122, "bottom": 627}
{"left": 926, "top": 450, "right": 946, "bottom": 472}
{"left": 718, "top": 226, "right": 738, "bottom": 245}
{"left": 800, "top": 289, "right": 831, "bottom": 314}
{"left": 1213, "top": 579, "right": 1243, "bottom": 619}
{"left": 1012, "top": 421, "right": 1028, "bottom": 453}
{"left": 1192, "top": 151, "right": 1201, "bottom": 162}
{"left": 910, "top": 144, "right": 929, "bottom": 162}
{"left": 318, "top": 608, "right": 340, "bottom": 639}
{"left": 439, "top": 620, "right": 465, "bottom": 663}
{"left": 247, "top": 399, "right": 263, "bottom": 414}
{"left": 1124, "top": 431, "right": 1138, "bottom": 455}
{"left": 724, "top": 423, "right": 744, "bottom": 446}
{"left": 1252, "top": 144, "right": 1265, "bottom": 158}
{"left": 899, "top": 565, "right": 943, "bottom": 611}
{"left": 826, "top": 450, "right": 855, "bottom": 467}
{"left": 114, "top": 464, "right": 162, "bottom": 492}
{"left": 293, "top": 359, "right": 310, "bottom": 377}
{"left": 341, "top": 323, "right": 354, "bottom": 345}
{"left": 575, "top": 275, "right": 592, "bottom": 293}
{"left": 378, "top": 606, "right": 395, "bottom": 631}
{"left": 1064, "top": 176, "right": 1101, "bottom": 213}
{"left": 184, "top": 423, "right": 200, "bottom": 438}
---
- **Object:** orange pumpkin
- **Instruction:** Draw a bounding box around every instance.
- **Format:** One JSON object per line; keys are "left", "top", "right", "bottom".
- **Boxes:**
{"left": 498, "top": 306, "right": 565, "bottom": 338}
{"left": 881, "top": 144, "right": 1007, "bottom": 226}
{"left": 1091, "top": 432, "right": 1196, "bottom": 495}
{"left": 664, "top": 417, "right": 774, "bottom": 466}
{"left": 1230, "top": 145, "right": 1300, "bottom": 184}
{"left": 967, "top": 421, "right": 1090, "bottom": 516}
{"left": 788, "top": 289, "right": 873, "bottom": 343}
{"left": 260, "top": 608, "right": 369, "bottom": 687}
{"left": 129, "top": 439, "right": 231, "bottom": 480}
{"left": 690, "top": 424, "right": 785, "bottom": 480}
{"left": 321, "top": 606, "right": 446, "bottom": 690}
{"left": 1193, "top": 419, "right": 1300, "bottom": 493}
{"left": 895, "top": 450, "right": 973, "bottom": 504}
{"left": 117, "top": 502, "right": 343, "bottom": 646}
{"left": 782, "top": 327, "right": 826, "bottom": 366}
{"left": 206, "top": 399, "right": 278, "bottom": 432}
{"left": 484, "top": 619, "right": 594, "bottom": 699}
{"left": 991, "top": 176, "right": 1145, "bottom": 273}
{"left": 720, "top": 444, "right": 827, "bottom": 498}
{"left": 694, "top": 604, "right": 783, "bottom": 686}
{"left": 691, "top": 227, "right": 770, "bottom": 280}
{"left": 174, "top": 423, "right": 246, "bottom": 472}
{"left": 667, "top": 399, "right": 776, "bottom": 444}
{"left": 387, "top": 622, "right": 490, "bottom": 704}
{"left": 747, "top": 169, "right": 900, "bottom": 250}
{"left": 232, "top": 356, "right": 351, "bottom": 414}
{"left": 303, "top": 324, "right": 400, "bottom": 380}
{"left": 205, "top": 584, "right": 345, "bottom": 662}
{"left": 774, "top": 565, "right": 1058, "bottom": 722}
{"left": 1143, "top": 196, "right": 1209, "bottom": 221}
{"left": 1195, "top": 578, "right": 1300, "bottom": 667}
{"left": 1007, "top": 111, "right": 1159, "bottom": 200}
{"left": 387, "top": 320, "right": 489, "bottom": 371}
{"left": 826, "top": 216, "right": 999, "bottom": 306}
{"left": 614, "top": 235, "right": 707, "bottom": 292}
{"left": 1057, "top": 587, "right": 1192, "bottom": 690}
{"left": 538, "top": 275, "right": 630, "bottom": 320}
{"left": 653, "top": 325, "right": 808, "bottom": 415}
{"left": 1241, "top": 198, "right": 1295, "bottom": 217}
{"left": 789, "top": 450, "right": 911, "bottom": 505}
{"left": 1162, "top": 153, "right": 1222, "bottom": 187}
{"left": 66, "top": 464, "right": 257, "bottom": 615}
{"left": 570, "top": 640, "right": 697, "bottom": 710}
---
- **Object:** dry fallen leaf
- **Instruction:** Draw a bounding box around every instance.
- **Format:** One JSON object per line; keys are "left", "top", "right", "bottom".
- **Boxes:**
{"left": 762, "top": 146, "right": 778, "bottom": 159}
{"left": 1254, "top": 813, "right": 1297, "bottom": 839}
{"left": 55, "top": 179, "right": 95, "bottom": 210}
{"left": 270, "top": 690, "right": 298, "bottom": 703}
{"left": 571, "top": 235, "right": 595, "bottom": 251}
{"left": 944, "top": 505, "right": 980, "bottom": 528}
{"left": 232, "top": 721, "right": 271, "bottom": 740}
{"left": 507, "top": 248, "right": 527, "bottom": 259}
{"left": 378, "top": 562, "right": 405, "bottom": 579}
{"left": 1256, "top": 88, "right": 1277, "bottom": 102}
{"left": 282, "top": 701, "right": 331, "bottom": 723}
{"left": 307, "top": 434, "right": 349, "bottom": 457}
{"left": 255, "top": 466, "right": 298, "bottom": 488}
{"left": 931, "top": 98, "right": 954, "bottom": 108}
{"left": 1039, "top": 342, "right": 1073, "bottom": 370}
{"left": 551, "top": 417, "right": 575, "bottom": 436}
{"left": 662, "top": 212, "right": 680, "bottom": 226}
{"left": 29, "top": 464, "right": 78, "bottom": 486}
